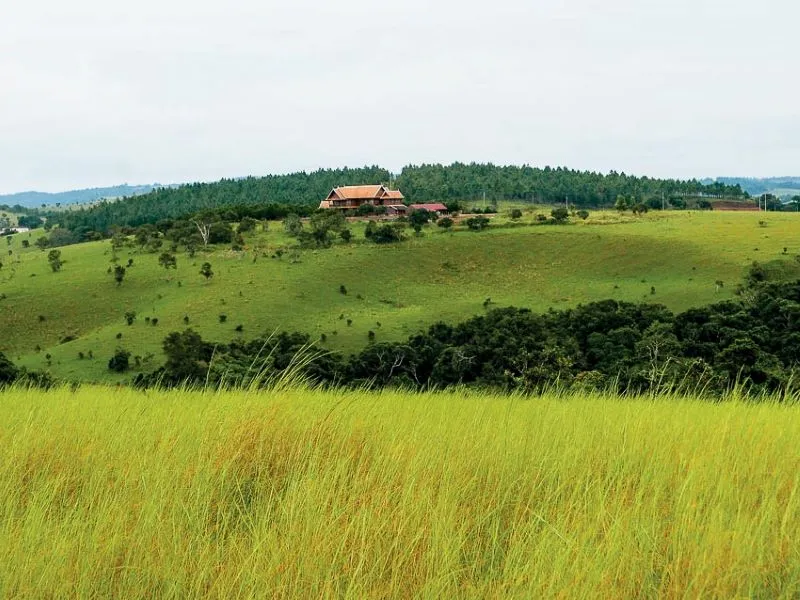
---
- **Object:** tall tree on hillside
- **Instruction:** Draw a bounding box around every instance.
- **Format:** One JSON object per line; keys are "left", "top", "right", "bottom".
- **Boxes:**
{"left": 113, "top": 265, "right": 126, "bottom": 286}
{"left": 47, "top": 249, "right": 63, "bottom": 272}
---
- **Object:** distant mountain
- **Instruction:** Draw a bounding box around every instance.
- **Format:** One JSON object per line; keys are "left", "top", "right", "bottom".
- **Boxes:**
{"left": 0, "top": 184, "right": 176, "bottom": 209}
{"left": 704, "top": 177, "right": 800, "bottom": 198}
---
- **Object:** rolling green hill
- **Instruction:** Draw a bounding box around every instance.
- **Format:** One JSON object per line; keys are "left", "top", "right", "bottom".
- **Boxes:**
{"left": 51, "top": 163, "right": 743, "bottom": 232}
{"left": 1, "top": 209, "right": 798, "bottom": 383}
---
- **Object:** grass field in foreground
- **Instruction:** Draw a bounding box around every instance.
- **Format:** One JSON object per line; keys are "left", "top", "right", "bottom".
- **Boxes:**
{"left": 0, "top": 385, "right": 798, "bottom": 597}
{"left": 1, "top": 209, "right": 799, "bottom": 382}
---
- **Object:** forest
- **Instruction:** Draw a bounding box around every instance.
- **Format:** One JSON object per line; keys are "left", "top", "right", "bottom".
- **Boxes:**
{"left": 47, "top": 163, "right": 744, "bottom": 232}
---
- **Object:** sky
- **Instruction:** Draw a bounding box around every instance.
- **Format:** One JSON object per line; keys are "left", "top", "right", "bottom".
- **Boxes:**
{"left": 1, "top": 0, "right": 798, "bottom": 194}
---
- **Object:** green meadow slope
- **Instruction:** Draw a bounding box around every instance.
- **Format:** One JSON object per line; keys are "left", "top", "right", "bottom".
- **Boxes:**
{"left": 0, "top": 384, "right": 798, "bottom": 597}
{"left": 1, "top": 210, "right": 798, "bottom": 382}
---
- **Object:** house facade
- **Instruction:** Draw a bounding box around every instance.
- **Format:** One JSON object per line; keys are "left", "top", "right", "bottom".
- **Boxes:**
{"left": 319, "top": 185, "right": 405, "bottom": 211}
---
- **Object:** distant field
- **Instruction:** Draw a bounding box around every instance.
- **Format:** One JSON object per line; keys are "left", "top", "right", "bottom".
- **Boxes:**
{"left": 0, "top": 384, "right": 797, "bottom": 597}
{"left": 1, "top": 209, "right": 799, "bottom": 382}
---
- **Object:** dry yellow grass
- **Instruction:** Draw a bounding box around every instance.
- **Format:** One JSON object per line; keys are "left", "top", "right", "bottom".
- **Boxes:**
{"left": 0, "top": 385, "right": 798, "bottom": 598}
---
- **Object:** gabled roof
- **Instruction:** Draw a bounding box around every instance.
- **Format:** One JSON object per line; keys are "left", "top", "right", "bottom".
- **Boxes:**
{"left": 384, "top": 190, "right": 405, "bottom": 200}
{"left": 327, "top": 185, "right": 387, "bottom": 201}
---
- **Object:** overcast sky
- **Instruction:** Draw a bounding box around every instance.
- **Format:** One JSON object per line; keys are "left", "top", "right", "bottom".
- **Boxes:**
{"left": 1, "top": 0, "right": 798, "bottom": 193}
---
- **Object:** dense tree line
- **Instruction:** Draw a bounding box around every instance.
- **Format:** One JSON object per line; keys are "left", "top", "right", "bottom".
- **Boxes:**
{"left": 51, "top": 166, "right": 391, "bottom": 232}
{"left": 135, "top": 275, "right": 800, "bottom": 397}
{"left": 49, "top": 164, "right": 743, "bottom": 233}
{"left": 394, "top": 163, "right": 743, "bottom": 206}
{"left": 0, "top": 204, "right": 38, "bottom": 215}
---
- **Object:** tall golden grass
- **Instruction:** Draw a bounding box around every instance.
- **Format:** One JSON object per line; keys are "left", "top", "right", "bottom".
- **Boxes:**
{"left": 0, "top": 385, "right": 798, "bottom": 598}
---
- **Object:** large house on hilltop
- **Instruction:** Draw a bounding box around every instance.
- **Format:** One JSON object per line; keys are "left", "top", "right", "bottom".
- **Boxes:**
{"left": 319, "top": 185, "right": 405, "bottom": 212}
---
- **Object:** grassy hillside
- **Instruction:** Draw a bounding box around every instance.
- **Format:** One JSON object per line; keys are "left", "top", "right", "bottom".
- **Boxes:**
{"left": 0, "top": 384, "right": 797, "bottom": 597}
{"left": 1, "top": 210, "right": 799, "bottom": 382}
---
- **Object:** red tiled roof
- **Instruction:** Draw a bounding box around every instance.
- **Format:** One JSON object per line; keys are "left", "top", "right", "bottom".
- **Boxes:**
{"left": 409, "top": 203, "right": 448, "bottom": 212}
{"left": 329, "top": 185, "right": 386, "bottom": 200}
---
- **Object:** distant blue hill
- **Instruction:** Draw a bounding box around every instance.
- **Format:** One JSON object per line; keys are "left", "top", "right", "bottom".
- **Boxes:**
{"left": 0, "top": 184, "right": 176, "bottom": 209}
{"left": 704, "top": 177, "right": 800, "bottom": 198}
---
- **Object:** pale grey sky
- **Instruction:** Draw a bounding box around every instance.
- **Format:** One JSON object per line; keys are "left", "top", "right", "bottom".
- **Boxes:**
{"left": 1, "top": 0, "right": 798, "bottom": 193}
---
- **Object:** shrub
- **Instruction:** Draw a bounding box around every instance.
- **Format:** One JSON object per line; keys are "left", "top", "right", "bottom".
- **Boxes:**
{"left": 238, "top": 216, "right": 257, "bottom": 233}
{"left": 108, "top": 348, "right": 131, "bottom": 373}
{"left": 371, "top": 223, "right": 406, "bottom": 244}
{"left": 466, "top": 216, "right": 490, "bottom": 231}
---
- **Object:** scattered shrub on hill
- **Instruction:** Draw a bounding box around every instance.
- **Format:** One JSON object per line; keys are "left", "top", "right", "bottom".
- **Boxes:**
{"left": 510, "top": 209, "right": 523, "bottom": 220}
{"left": 437, "top": 217, "right": 454, "bottom": 230}
{"left": 158, "top": 252, "right": 177, "bottom": 270}
{"left": 47, "top": 249, "right": 63, "bottom": 272}
{"left": 669, "top": 197, "right": 686, "bottom": 209}
{"left": 295, "top": 211, "right": 347, "bottom": 249}
{"left": 284, "top": 214, "right": 304, "bottom": 237}
{"left": 551, "top": 207, "right": 569, "bottom": 223}
{"left": 409, "top": 209, "right": 432, "bottom": 235}
{"left": 199, "top": 262, "right": 213, "bottom": 281}
{"left": 237, "top": 216, "right": 257, "bottom": 233}
{"left": 108, "top": 348, "right": 131, "bottom": 373}
{"left": 466, "top": 216, "right": 490, "bottom": 231}
{"left": 208, "top": 222, "right": 233, "bottom": 244}
{"left": 113, "top": 265, "right": 126, "bottom": 286}
{"left": 370, "top": 223, "right": 406, "bottom": 244}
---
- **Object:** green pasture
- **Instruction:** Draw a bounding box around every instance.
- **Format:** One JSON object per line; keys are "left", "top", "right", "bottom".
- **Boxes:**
{"left": 1, "top": 210, "right": 798, "bottom": 382}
